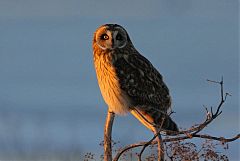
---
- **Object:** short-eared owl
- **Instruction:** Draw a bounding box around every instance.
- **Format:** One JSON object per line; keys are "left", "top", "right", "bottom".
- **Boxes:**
{"left": 93, "top": 24, "right": 178, "bottom": 133}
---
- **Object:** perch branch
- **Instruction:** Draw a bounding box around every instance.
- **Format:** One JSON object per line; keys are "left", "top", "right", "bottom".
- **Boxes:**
{"left": 104, "top": 110, "right": 115, "bottom": 161}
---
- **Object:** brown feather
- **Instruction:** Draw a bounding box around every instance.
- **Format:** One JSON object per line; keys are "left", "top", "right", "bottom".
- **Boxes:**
{"left": 93, "top": 24, "right": 178, "bottom": 132}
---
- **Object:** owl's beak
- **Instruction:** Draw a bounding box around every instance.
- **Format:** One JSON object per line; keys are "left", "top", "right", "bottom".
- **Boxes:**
{"left": 111, "top": 38, "right": 116, "bottom": 49}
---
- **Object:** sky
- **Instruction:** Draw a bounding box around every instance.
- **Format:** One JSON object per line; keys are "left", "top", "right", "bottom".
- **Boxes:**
{"left": 0, "top": 0, "right": 239, "bottom": 160}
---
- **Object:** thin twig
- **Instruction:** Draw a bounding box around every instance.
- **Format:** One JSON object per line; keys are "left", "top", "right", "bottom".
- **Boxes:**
{"left": 114, "top": 134, "right": 240, "bottom": 159}
{"left": 138, "top": 132, "right": 160, "bottom": 161}
{"left": 138, "top": 116, "right": 166, "bottom": 161}
{"left": 113, "top": 78, "right": 238, "bottom": 161}
{"left": 164, "top": 78, "right": 230, "bottom": 136}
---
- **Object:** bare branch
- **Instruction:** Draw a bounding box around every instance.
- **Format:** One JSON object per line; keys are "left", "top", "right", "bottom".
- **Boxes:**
{"left": 113, "top": 78, "right": 239, "bottom": 161}
{"left": 104, "top": 110, "right": 115, "bottom": 161}
{"left": 164, "top": 77, "right": 230, "bottom": 136}
{"left": 163, "top": 133, "right": 240, "bottom": 143}
{"left": 113, "top": 143, "right": 143, "bottom": 161}
{"left": 114, "top": 134, "right": 239, "bottom": 159}
{"left": 138, "top": 132, "right": 160, "bottom": 161}
{"left": 138, "top": 116, "right": 166, "bottom": 161}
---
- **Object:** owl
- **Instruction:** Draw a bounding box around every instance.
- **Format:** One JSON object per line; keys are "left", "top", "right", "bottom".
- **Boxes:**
{"left": 93, "top": 24, "right": 178, "bottom": 133}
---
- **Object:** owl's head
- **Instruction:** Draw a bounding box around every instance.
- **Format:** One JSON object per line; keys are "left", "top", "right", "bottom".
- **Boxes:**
{"left": 93, "top": 24, "right": 131, "bottom": 50}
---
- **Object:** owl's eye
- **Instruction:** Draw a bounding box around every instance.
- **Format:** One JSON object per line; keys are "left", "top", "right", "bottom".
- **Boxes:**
{"left": 116, "top": 34, "right": 123, "bottom": 41}
{"left": 101, "top": 34, "right": 109, "bottom": 40}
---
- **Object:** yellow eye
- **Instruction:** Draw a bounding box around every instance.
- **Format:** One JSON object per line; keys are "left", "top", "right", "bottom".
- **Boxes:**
{"left": 101, "top": 34, "right": 109, "bottom": 40}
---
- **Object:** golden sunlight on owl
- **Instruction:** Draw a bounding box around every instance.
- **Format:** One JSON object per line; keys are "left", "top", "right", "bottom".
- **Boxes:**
{"left": 92, "top": 24, "right": 178, "bottom": 134}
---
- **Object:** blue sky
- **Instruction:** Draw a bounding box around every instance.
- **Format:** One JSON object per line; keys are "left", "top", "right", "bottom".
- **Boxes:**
{"left": 0, "top": 0, "right": 239, "bottom": 160}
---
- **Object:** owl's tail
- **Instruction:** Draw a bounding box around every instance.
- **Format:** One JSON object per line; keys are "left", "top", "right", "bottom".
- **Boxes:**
{"left": 162, "top": 116, "right": 179, "bottom": 133}
{"left": 130, "top": 108, "right": 178, "bottom": 134}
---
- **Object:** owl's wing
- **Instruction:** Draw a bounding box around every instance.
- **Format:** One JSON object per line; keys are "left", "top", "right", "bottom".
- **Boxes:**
{"left": 114, "top": 52, "right": 171, "bottom": 110}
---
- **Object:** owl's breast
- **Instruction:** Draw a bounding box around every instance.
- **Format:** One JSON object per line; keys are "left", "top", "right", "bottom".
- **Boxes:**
{"left": 94, "top": 53, "right": 131, "bottom": 115}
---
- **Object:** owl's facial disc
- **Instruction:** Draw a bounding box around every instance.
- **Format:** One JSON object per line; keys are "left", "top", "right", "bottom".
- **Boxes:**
{"left": 95, "top": 26, "right": 128, "bottom": 50}
{"left": 113, "top": 29, "right": 127, "bottom": 49}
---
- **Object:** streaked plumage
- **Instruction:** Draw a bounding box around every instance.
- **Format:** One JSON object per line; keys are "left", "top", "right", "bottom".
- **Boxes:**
{"left": 93, "top": 24, "right": 178, "bottom": 133}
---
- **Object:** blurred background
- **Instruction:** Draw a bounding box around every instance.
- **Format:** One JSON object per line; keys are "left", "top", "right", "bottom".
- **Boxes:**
{"left": 0, "top": 0, "right": 239, "bottom": 160}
